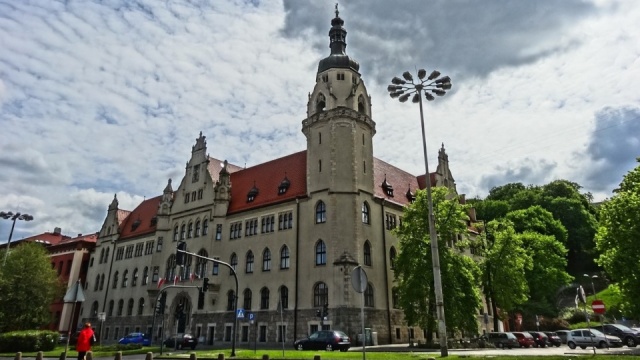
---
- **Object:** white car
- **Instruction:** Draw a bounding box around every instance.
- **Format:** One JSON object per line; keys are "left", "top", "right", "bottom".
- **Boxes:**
{"left": 566, "top": 328, "right": 622, "bottom": 349}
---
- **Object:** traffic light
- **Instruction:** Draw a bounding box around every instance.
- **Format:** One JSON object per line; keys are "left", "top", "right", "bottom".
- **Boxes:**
{"left": 176, "top": 241, "right": 187, "bottom": 266}
{"left": 155, "top": 292, "right": 166, "bottom": 315}
{"left": 322, "top": 302, "right": 328, "bottom": 317}
{"left": 198, "top": 289, "right": 205, "bottom": 310}
{"left": 203, "top": 278, "right": 209, "bottom": 292}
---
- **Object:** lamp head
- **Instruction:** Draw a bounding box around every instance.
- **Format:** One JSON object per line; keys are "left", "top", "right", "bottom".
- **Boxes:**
{"left": 391, "top": 77, "right": 406, "bottom": 85}
{"left": 402, "top": 71, "right": 413, "bottom": 81}
{"left": 427, "top": 70, "right": 441, "bottom": 81}
{"left": 417, "top": 69, "right": 427, "bottom": 80}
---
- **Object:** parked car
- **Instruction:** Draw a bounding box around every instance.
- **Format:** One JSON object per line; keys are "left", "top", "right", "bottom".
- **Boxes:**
{"left": 566, "top": 328, "right": 622, "bottom": 349}
{"left": 294, "top": 330, "right": 351, "bottom": 351}
{"left": 556, "top": 330, "right": 571, "bottom": 344}
{"left": 483, "top": 332, "right": 518, "bottom": 349}
{"left": 601, "top": 324, "right": 640, "bottom": 347}
{"left": 528, "top": 331, "right": 551, "bottom": 347}
{"left": 511, "top": 332, "right": 535, "bottom": 348}
{"left": 163, "top": 334, "right": 197, "bottom": 350}
{"left": 118, "top": 332, "right": 150, "bottom": 346}
{"left": 545, "top": 331, "right": 562, "bottom": 347}
{"left": 58, "top": 331, "right": 80, "bottom": 345}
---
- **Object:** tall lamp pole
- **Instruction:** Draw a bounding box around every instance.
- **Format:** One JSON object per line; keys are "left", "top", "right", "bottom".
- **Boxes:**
{"left": 388, "top": 69, "right": 452, "bottom": 357}
{"left": 1, "top": 211, "right": 34, "bottom": 266}
{"left": 584, "top": 274, "right": 598, "bottom": 299}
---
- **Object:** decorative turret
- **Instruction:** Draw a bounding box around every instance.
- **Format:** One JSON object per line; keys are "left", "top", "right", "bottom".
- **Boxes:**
{"left": 435, "top": 143, "right": 457, "bottom": 191}
{"left": 158, "top": 179, "right": 174, "bottom": 215}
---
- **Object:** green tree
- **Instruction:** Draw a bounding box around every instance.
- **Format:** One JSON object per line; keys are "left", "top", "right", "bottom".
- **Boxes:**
{"left": 595, "top": 158, "right": 640, "bottom": 319}
{"left": 394, "top": 187, "right": 482, "bottom": 340}
{"left": 480, "top": 220, "right": 531, "bottom": 331}
{"left": 0, "top": 242, "right": 63, "bottom": 332}
{"left": 506, "top": 206, "right": 568, "bottom": 244}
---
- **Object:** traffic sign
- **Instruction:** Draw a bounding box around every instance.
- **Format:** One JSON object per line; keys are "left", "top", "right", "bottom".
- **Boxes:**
{"left": 236, "top": 308, "right": 245, "bottom": 319}
{"left": 591, "top": 299, "right": 606, "bottom": 314}
{"left": 248, "top": 312, "right": 255, "bottom": 321}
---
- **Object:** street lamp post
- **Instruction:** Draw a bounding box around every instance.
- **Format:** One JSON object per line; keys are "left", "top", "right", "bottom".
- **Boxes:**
{"left": 388, "top": 69, "right": 452, "bottom": 357}
{"left": 584, "top": 274, "right": 598, "bottom": 299}
{"left": 1, "top": 211, "right": 34, "bottom": 266}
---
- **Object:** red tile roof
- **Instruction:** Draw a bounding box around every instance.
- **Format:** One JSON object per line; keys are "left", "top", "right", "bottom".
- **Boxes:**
{"left": 374, "top": 157, "right": 431, "bottom": 207}
{"left": 227, "top": 151, "right": 307, "bottom": 214}
{"left": 117, "top": 210, "right": 131, "bottom": 225}
{"left": 12, "top": 231, "right": 71, "bottom": 246}
{"left": 118, "top": 196, "right": 161, "bottom": 239}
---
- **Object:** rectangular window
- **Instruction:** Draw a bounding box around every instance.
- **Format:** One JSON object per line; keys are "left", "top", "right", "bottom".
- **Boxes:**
{"left": 225, "top": 326, "right": 232, "bottom": 342}
{"left": 241, "top": 326, "right": 249, "bottom": 342}
{"left": 135, "top": 243, "right": 144, "bottom": 257}
{"left": 259, "top": 325, "right": 267, "bottom": 342}
{"left": 125, "top": 245, "right": 134, "bottom": 259}
{"left": 215, "top": 225, "right": 222, "bottom": 241}
{"left": 310, "top": 324, "right": 319, "bottom": 334}
{"left": 145, "top": 240, "right": 155, "bottom": 255}
{"left": 212, "top": 259, "right": 219, "bottom": 276}
{"left": 278, "top": 325, "right": 286, "bottom": 342}
{"left": 185, "top": 194, "right": 190, "bottom": 204}
{"left": 116, "top": 247, "right": 124, "bottom": 261}
{"left": 197, "top": 189, "right": 203, "bottom": 199}
{"left": 191, "top": 191, "right": 196, "bottom": 202}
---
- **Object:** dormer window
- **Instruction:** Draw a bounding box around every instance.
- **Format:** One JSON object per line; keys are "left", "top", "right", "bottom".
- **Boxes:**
{"left": 278, "top": 175, "right": 290, "bottom": 195}
{"left": 131, "top": 219, "right": 141, "bottom": 231}
{"left": 406, "top": 187, "right": 416, "bottom": 203}
{"left": 382, "top": 175, "right": 394, "bottom": 196}
{"left": 150, "top": 216, "right": 158, "bottom": 226}
{"left": 247, "top": 183, "right": 259, "bottom": 202}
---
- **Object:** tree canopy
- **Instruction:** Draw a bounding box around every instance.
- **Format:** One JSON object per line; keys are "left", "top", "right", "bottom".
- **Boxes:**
{"left": 0, "top": 242, "right": 64, "bottom": 332}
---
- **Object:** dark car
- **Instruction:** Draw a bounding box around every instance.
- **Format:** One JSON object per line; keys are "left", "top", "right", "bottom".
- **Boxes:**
{"left": 163, "top": 334, "right": 197, "bottom": 350}
{"left": 528, "top": 331, "right": 550, "bottom": 347}
{"left": 545, "top": 331, "right": 562, "bottom": 347}
{"left": 601, "top": 324, "right": 640, "bottom": 347}
{"left": 511, "top": 332, "right": 535, "bottom": 348}
{"left": 59, "top": 331, "right": 80, "bottom": 345}
{"left": 483, "top": 332, "right": 518, "bottom": 349}
{"left": 118, "top": 332, "right": 151, "bottom": 346}
{"left": 556, "top": 330, "right": 571, "bottom": 344}
{"left": 294, "top": 330, "right": 351, "bottom": 351}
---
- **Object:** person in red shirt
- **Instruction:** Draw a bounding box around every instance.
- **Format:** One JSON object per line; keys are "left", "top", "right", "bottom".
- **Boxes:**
{"left": 75, "top": 322, "right": 95, "bottom": 360}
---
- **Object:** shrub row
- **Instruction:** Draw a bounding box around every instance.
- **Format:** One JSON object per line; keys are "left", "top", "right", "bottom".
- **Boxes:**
{"left": 0, "top": 330, "right": 58, "bottom": 353}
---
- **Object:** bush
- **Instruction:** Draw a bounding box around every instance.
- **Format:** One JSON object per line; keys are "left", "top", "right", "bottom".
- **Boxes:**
{"left": 0, "top": 330, "right": 57, "bottom": 352}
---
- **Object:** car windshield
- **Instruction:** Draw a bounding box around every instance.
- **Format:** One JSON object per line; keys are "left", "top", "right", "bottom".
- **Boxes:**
{"left": 611, "top": 324, "right": 632, "bottom": 331}
{"left": 591, "top": 329, "right": 605, "bottom": 336}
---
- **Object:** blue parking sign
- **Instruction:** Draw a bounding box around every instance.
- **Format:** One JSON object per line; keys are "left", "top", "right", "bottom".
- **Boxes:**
{"left": 236, "top": 308, "right": 245, "bottom": 319}
{"left": 248, "top": 312, "right": 255, "bottom": 321}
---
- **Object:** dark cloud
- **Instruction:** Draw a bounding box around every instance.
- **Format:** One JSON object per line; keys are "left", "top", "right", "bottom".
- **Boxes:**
{"left": 581, "top": 106, "right": 640, "bottom": 192}
{"left": 282, "top": 0, "right": 597, "bottom": 84}
{"left": 479, "top": 158, "right": 557, "bottom": 191}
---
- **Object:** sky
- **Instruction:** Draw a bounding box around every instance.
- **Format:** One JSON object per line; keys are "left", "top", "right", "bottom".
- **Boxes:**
{"left": 1, "top": 0, "right": 639, "bottom": 242}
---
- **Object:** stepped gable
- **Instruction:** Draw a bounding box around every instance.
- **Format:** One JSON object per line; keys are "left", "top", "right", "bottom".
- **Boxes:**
{"left": 118, "top": 196, "right": 162, "bottom": 239}
{"left": 373, "top": 157, "right": 424, "bottom": 206}
{"left": 227, "top": 151, "right": 307, "bottom": 214}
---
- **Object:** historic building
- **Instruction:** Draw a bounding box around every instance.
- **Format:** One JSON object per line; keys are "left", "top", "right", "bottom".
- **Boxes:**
{"left": 81, "top": 10, "right": 486, "bottom": 346}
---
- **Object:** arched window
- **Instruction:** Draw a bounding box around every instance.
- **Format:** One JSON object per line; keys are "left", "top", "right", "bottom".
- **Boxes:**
{"left": 392, "top": 287, "right": 399, "bottom": 308}
{"left": 180, "top": 224, "right": 186, "bottom": 240}
{"left": 279, "top": 286, "right": 289, "bottom": 309}
{"left": 315, "top": 201, "right": 326, "bottom": 223}
{"left": 132, "top": 268, "right": 138, "bottom": 286}
{"left": 173, "top": 226, "right": 179, "bottom": 241}
{"left": 390, "top": 247, "right": 397, "bottom": 270}
{"left": 165, "top": 255, "right": 176, "bottom": 281}
{"left": 112, "top": 271, "right": 119, "bottom": 289}
{"left": 280, "top": 246, "right": 290, "bottom": 269}
{"left": 117, "top": 299, "right": 124, "bottom": 316}
{"left": 187, "top": 222, "right": 193, "bottom": 238}
{"left": 122, "top": 270, "right": 129, "bottom": 288}
{"left": 227, "top": 291, "right": 235, "bottom": 311}
{"left": 94, "top": 275, "right": 100, "bottom": 291}
{"left": 137, "top": 298, "right": 145, "bottom": 315}
{"left": 364, "top": 241, "right": 372, "bottom": 266}
{"left": 313, "top": 282, "right": 328, "bottom": 307}
{"left": 243, "top": 289, "right": 252, "bottom": 310}
{"left": 262, "top": 248, "right": 271, "bottom": 271}
{"left": 195, "top": 220, "right": 201, "bottom": 237}
{"left": 99, "top": 249, "right": 105, "bottom": 264}
{"left": 315, "top": 240, "right": 326, "bottom": 265}
{"left": 358, "top": 94, "right": 366, "bottom": 113}
{"left": 142, "top": 267, "right": 149, "bottom": 285}
{"left": 107, "top": 300, "right": 114, "bottom": 316}
{"left": 202, "top": 219, "right": 209, "bottom": 235}
{"left": 127, "top": 298, "right": 134, "bottom": 316}
{"left": 260, "top": 287, "right": 269, "bottom": 310}
{"left": 246, "top": 251, "right": 254, "bottom": 273}
{"left": 100, "top": 274, "right": 105, "bottom": 290}
{"left": 91, "top": 301, "right": 99, "bottom": 316}
{"left": 104, "top": 248, "right": 109, "bottom": 263}
{"left": 362, "top": 202, "right": 370, "bottom": 224}
{"left": 364, "top": 282, "right": 374, "bottom": 307}
{"left": 196, "top": 249, "right": 208, "bottom": 277}
{"left": 230, "top": 253, "right": 238, "bottom": 273}
{"left": 316, "top": 93, "right": 326, "bottom": 112}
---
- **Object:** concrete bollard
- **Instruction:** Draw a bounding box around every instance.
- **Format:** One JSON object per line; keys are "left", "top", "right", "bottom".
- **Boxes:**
{"left": 36, "top": 351, "right": 44, "bottom": 360}
{"left": 145, "top": 352, "right": 153, "bottom": 360}
{"left": 217, "top": 354, "right": 224, "bottom": 360}
{"left": 86, "top": 351, "right": 93, "bottom": 360}
{"left": 59, "top": 352, "right": 66, "bottom": 360}
{"left": 189, "top": 353, "right": 197, "bottom": 360}
{"left": 14, "top": 352, "right": 22, "bottom": 360}
{"left": 262, "top": 354, "right": 269, "bottom": 360}
{"left": 114, "top": 351, "right": 122, "bottom": 360}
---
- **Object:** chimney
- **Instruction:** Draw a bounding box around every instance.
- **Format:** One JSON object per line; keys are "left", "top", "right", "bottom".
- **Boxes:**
{"left": 54, "top": 227, "right": 62, "bottom": 235}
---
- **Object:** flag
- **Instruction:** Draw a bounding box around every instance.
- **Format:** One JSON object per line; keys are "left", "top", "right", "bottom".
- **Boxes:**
{"left": 173, "top": 275, "right": 178, "bottom": 285}
{"left": 157, "top": 278, "right": 165, "bottom": 289}
{"left": 190, "top": 273, "right": 195, "bottom": 283}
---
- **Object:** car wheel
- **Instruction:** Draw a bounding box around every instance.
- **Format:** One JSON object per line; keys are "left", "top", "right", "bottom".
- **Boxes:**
{"left": 555, "top": 344, "right": 561, "bottom": 347}
{"left": 598, "top": 341, "right": 608, "bottom": 349}
{"left": 326, "top": 343, "right": 333, "bottom": 351}
{"left": 497, "top": 343, "right": 503, "bottom": 349}
{"left": 626, "top": 337, "right": 637, "bottom": 347}
{"left": 296, "top": 344, "right": 304, "bottom": 351}
{"left": 340, "top": 348, "right": 348, "bottom": 352}
{"left": 190, "top": 345, "right": 196, "bottom": 350}
{"left": 580, "top": 345, "right": 586, "bottom": 349}
{"left": 568, "top": 342, "right": 576, "bottom": 349}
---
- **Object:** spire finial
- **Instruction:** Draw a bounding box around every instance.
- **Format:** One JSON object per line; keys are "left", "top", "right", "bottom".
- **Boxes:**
{"left": 335, "top": 3, "right": 339, "bottom": 17}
